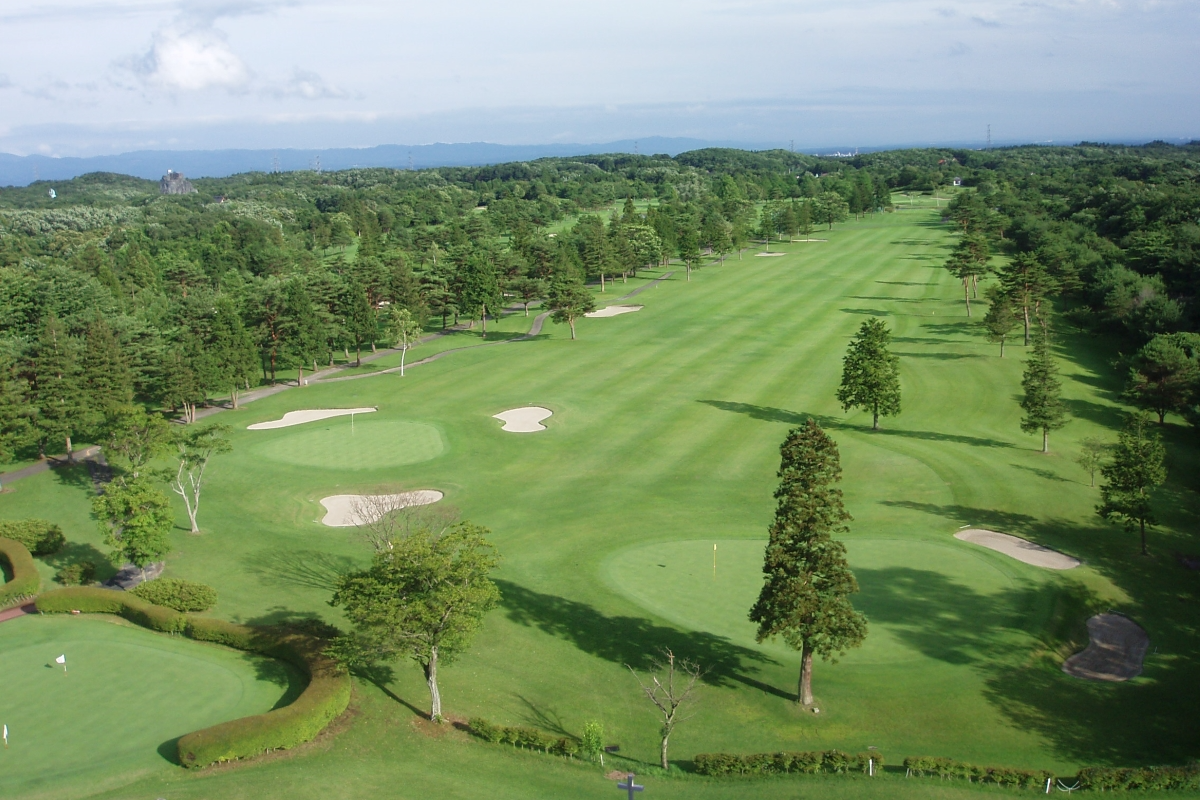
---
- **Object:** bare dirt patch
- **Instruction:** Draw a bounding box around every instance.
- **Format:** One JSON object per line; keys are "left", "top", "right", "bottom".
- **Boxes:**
{"left": 954, "top": 528, "right": 1080, "bottom": 570}
{"left": 1063, "top": 613, "right": 1149, "bottom": 682}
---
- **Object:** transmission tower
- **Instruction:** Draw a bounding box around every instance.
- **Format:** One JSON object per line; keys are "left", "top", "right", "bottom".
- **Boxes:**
{"left": 790, "top": 139, "right": 794, "bottom": 153}
{"left": 408, "top": 153, "right": 414, "bottom": 171}
{"left": 272, "top": 154, "right": 280, "bottom": 174}
{"left": 986, "top": 124, "right": 992, "bottom": 150}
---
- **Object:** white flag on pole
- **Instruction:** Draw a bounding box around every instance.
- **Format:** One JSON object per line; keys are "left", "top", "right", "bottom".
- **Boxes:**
{"left": 55, "top": 655, "right": 65, "bottom": 664}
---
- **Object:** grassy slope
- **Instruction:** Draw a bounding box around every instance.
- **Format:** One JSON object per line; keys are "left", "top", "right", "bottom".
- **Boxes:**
{"left": 3, "top": 208, "right": 1198, "bottom": 799}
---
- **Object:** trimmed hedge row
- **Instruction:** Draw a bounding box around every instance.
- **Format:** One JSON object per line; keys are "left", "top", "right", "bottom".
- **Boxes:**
{"left": 467, "top": 718, "right": 580, "bottom": 757}
{"left": 131, "top": 578, "right": 218, "bottom": 612}
{"left": 0, "top": 536, "right": 40, "bottom": 608}
{"left": 0, "top": 519, "right": 65, "bottom": 556}
{"left": 903, "top": 756, "right": 1053, "bottom": 789}
{"left": 1077, "top": 764, "right": 1200, "bottom": 792}
{"left": 694, "top": 750, "right": 884, "bottom": 776}
{"left": 36, "top": 587, "right": 351, "bottom": 768}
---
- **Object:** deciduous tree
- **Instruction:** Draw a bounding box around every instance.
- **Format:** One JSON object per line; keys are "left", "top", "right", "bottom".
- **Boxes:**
{"left": 93, "top": 479, "right": 174, "bottom": 578}
{"left": 385, "top": 307, "right": 424, "bottom": 376}
{"left": 548, "top": 279, "right": 596, "bottom": 340}
{"left": 628, "top": 649, "right": 702, "bottom": 769}
{"left": 1123, "top": 333, "right": 1200, "bottom": 424}
{"left": 169, "top": 424, "right": 232, "bottom": 533}
{"left": 330, "top": 521, "right": 500, "bottom": 721}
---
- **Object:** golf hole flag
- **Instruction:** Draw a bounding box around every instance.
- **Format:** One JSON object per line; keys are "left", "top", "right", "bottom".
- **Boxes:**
{"left": 56, "top": 654, "right": 66, "bottom": 673}
{"left": 3, "top": 723, "right": 8, "bottom": 748}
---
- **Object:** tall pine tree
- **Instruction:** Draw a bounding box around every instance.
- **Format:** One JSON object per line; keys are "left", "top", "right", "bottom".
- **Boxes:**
{"left": 81, "top": 317, "right": 134, "bottom": 433}
{"left": 750, "top": 420, "right": 867, "bottom": 706}
{"left": 1098, "top": 414, "right": 1166, "bottom": 556}
{"left": 836, "top": 319, "right": 901, "bottom": 430}
{"left": 28, "top": 315, "right": 84, "bottom": 460}
{"left": 1020, "top": 330, "right": 1069, "bottom": 453}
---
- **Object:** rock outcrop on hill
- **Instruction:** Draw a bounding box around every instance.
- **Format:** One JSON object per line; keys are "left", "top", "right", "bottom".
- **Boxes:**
{"left": 160, "top": 170, "right": 196, "bottom": 194}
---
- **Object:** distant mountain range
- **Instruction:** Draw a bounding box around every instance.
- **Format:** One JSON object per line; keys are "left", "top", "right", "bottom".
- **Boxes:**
{"left": 0, "top": 137, "right": 762, "bottom": 187}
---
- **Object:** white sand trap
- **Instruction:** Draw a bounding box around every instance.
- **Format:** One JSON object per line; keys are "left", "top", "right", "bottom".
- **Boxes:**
{"left": 954, "top": 528, "right": 1080, "bottom": 570}
{"left": 1063, "top": 614, "right": 1149, "bottom": 682}
{"left": 754, "top": 252, "right": 786, "bottom": 257}
{"left": 248, "top": 408, "right": 377, "bottom": 430}
{"left": 493, "top": 406, "right": 552, "bottom": 433}
{"left": 585, "top": 305, "right": 643, "bottom": 318}
{"left": 320, "top": 490, "right": 444, "bottom": 527}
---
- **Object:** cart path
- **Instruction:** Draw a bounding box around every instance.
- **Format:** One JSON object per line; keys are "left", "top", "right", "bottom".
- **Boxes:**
{"left": 0, "top": 446, "right": 103, "bottom": 488}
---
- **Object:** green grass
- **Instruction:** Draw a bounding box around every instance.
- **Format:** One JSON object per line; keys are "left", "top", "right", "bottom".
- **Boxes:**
{"left": 0, "top": 614, "right": 300, "bottom": 800}
{"left": 3, "top": 208, "right": 1198, "bottom": 798}
{"left": 250, "top": 419, "right": 445, "bottom": 470}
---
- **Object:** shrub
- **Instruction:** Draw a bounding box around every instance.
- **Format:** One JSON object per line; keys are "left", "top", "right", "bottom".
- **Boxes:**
{"left": 131, "top": 578, "right": 217, "bottom": 611}
{"left": 692, "top": 750, "right": 885, "bottom": 778}
{"left": 0, "top": 537, "right": 40, "bottom": 607}
{"left": 903, "top": 756, "right": 1052, "bottom": 788}
{"left": 1077, "top": 764, "right": 1200, "bottom": 792}
{"left": 35, "top": 587, "right": 351, "bottom": 768}
{"left": 580, "top": 720, "right": 604, "bottom": 762}
{"left": 466, "top": 717, "right": 583, "bottom": 759}
{"left": 55, "top": 561, "right": 96, "bottom": 586}
{"left": 0, "top": 519, "right": 65, "bottom": 556}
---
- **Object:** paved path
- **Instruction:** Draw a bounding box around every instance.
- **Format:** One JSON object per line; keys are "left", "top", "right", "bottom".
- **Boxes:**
{"left": 0, "top": 446, "right": 103, "bottom": 488}
{"left": 0, "top": 603, "right": 36, "bottom": 623}
{"left": 614, "top": 272, "right": 673, "bottom": 302}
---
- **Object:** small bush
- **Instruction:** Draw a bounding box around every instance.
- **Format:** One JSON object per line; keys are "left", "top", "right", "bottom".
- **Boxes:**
{"left": 131, "top": 578, "right": 217, "bottom": 611}
{"left": 0, "top": 519, "right": 65, "bottom": 556}
{"left": 903, "top": 756, "right": 1052, "bottom": 789}
{"left": 466, "top": 717, "right": 582, "bottom": 759}
{"left": 0, "top": 537, "right": 40, "bottom": 607}
{"left": 55, "top": 561, "right": 96, "bottom": 586}
{"left": 1077, "top": 764, "right": 1200, "bottom": 792}
{"left": 692, "top": 750, "right": 885, "bottom": 778}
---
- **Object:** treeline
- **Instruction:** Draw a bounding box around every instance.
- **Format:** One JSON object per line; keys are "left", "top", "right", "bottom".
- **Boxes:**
{"left": 1, "top": 142, "right": 1198, "bottom": 463}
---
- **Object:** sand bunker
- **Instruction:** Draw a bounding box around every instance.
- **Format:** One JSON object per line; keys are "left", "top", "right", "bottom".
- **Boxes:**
{"left": 249, "top": 408, "right": 377, "bottom": 430}
{"left": 754, "top": 252, "right": 786, "bottom": 257}
{"left": 493, "top": 407, "right": 552, "bottom": 433}
{"left": 954, "top": 528, "right": 1080, "bottom": 570}
{"left": 1063, "top": 614, "right": 1149, "bottom": 682}
{"left": 585, "top": 305, "right": 643, "bottom": 318}
{"left": 320, "top": 490, "right": 444, "bottom": 527}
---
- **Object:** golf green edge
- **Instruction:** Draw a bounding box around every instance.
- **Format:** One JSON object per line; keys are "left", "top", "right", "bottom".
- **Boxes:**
{"left": 33, "top": 586, "right": 350, "bottom": 767}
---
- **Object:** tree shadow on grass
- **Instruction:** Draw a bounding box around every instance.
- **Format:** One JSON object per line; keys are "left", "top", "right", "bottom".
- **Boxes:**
{"left": 495, "top": 580, "right": 782, "bottom": 696}
{"left": 244, "top": 549, "right": 359, "bottom": 592}
{"left": 698, "top": 401, "right": 1016, "bottom": 450}
{"left": 1062, "top": 398, "right": 1128, "bottom": 430}
{"left": 515, "top": 694, "right": 575, "bottom": 738}
{"left": 894, "top": 351, "right": 982, "bottom": 360}
{"left": 854, "top": 562, "right": 1199, "bottom": 765}
{"left": 39, "top": 541, "right": 115, "bottom": 582}
{"left": 1010, "top": 464, "right": 1074, "bottom": 484}
{"left": 840, "top": 308, "right": 891, "bottom": 317}
{"left": 50, "top": 463, "right": 94, "bottom": 492}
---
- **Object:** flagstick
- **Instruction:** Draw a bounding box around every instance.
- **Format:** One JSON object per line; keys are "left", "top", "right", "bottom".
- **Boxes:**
{"left": 713, "top": 543, "right": 717, "bottom": 578}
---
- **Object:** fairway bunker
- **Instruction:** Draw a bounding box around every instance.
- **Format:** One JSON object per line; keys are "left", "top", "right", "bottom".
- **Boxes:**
{"left": 248, "top": 408, "right": 377, "bottom": 430}
{"left": 1063, "top": 614, "right": 1149, "bottom": 682}
{"left": 954, "top": 528, "right": 1080, "bottom": 570}
{"left": 585, "top": 304, "right": 643, "bottom": 318}
{"left": 320, "top": 490, "right": 444, "bottom": 527}
{"left": 755, "top": 252, "right": 786, "bottom": 257}
{"left": 493, "top": 406, "right": 552, "bottom": 432}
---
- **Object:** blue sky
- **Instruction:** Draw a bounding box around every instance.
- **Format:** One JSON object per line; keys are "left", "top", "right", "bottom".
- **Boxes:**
{"left": 1, "top": 0, "right": 1197, "bottom": 156}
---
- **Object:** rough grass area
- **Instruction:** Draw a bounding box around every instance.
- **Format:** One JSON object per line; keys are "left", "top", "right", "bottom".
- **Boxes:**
{"left": 3, "top": 208, "right": 1198, "bottom": 799}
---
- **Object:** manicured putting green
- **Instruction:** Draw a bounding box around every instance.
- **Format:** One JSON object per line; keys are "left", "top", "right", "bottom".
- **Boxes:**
{"left": 0, "top": 615, "right": 300, "bottom": 796}
{"left": 251, "top": 418, "right": 444, "bottom": 470}
{"left": 603, "top": 538, "right": 1037, "bottom": 665}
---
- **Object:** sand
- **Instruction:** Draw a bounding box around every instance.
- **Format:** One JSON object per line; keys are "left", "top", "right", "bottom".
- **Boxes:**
{"left": 494, "top": 406, "right": 552, "bottom": 432}
{"left": 754, "top": 252, "right": 786, "bottom": 257}
{"left": 248, "top": 408, "right": 377, "bottom": 430}
{"left": 585, "top": 305, "right": 643, "bottom": 318}
{"left": 320, "top": 490, "right": 444, "bottom": 527}
{"left": 1062, "top": 614, "right": 1149, "bottom": 681}
{"left": 953, "top": 528, "right": 1080, "bottom": 570}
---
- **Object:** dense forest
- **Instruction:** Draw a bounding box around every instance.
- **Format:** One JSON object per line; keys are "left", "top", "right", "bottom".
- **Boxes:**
{"left": 0, "top": 141, "right": 1198, "bottom": 463}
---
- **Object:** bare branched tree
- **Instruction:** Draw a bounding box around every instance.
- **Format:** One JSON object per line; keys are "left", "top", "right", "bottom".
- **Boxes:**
{"left": 350, "top": 489, "right": 457, "bottom": 552}
{"left": 627, "top": 649, "right": 702, "bottom": 769}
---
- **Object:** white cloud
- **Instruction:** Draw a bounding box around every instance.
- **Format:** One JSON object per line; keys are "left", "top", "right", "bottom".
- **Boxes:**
{"left": 267, "top": 68, "right": 350, "bottom": 100}
{"left": 127, "top": 24, "right": 251, "bottom": 91}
